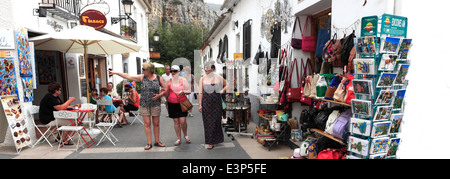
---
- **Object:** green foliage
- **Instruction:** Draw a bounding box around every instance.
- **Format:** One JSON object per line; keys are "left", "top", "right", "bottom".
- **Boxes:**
{"left": 149, "top": 23, "right": 209, "bottom": 69}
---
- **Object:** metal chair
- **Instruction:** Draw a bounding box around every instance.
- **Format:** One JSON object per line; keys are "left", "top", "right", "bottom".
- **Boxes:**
{"left": 129, "top": 109, "right": 143, "bottom": 125}
{"left": 96, "top": 106, "right": 120, "bottom": 146}
{"left": 30, "top": 105, "right": 58, "bottom": 148}
{"left": 53, "top": 111, "right": 84, "bottom": 151}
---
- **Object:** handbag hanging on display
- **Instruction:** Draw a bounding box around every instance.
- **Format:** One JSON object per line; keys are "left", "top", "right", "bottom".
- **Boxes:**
{"left": 287, "top": 58, "right": 302, "bottom": 103}
{"left": 301, "top": 16, "right": 316, "bottom": 52}
{"left": 333, "top": 77, "right": 347, "bottom": 102}
{"left": 315, "top": 17, "right": 331, "bottom": 58}
{"left": 300, "top": 58, "right": 313, "bottom": 105}
{"left": 291, "top": 16, "right": 303, "bottom": 49}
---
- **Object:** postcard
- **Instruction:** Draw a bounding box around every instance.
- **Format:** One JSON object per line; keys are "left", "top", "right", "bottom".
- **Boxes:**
{"left": 376, "top": 73, "right": 398, "bottom": 88}
{"left": 390, "top": 113, "right": 404, "bottom": 134}
{"left": 354, "top": 58, "right": 376, "bottom": 75}
{"left": 371, "top": 121, "right": 392, "bottom": 138}
{"left": 353, "top": 79, "right": 373, "bottom": 96}
{"left": 381, "top": 37, "right": 401, "bottom": 53}
{"left": 375, "top": 90, "right": 395, "bottom": 105}
{"left": 378, "top": 54, "right": 397, "bottom": 71}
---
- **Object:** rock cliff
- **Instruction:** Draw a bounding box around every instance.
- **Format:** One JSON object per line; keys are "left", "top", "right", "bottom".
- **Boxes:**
{"left": 148, "top": 0, "right": 219, "bottom": 29}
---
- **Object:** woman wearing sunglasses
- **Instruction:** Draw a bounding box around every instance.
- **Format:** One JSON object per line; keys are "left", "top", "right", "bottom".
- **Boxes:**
{"left": 161, "top": 65, "right": 192, "bottom": 146}
{"left": 109, "top": 63, "right": 166, "bottom": 150}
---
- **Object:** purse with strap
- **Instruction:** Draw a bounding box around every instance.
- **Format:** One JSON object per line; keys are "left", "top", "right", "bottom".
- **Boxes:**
{"left": 301, "top": 16, "right": 316, "bottom": 52}
{"left": 175, "top": 92, "right": 193, "bottom": 113}
{"left": 287, "top": 58, "right": 302, "bottom": 103}
{"left": 291, "top": 16, "right": 303, "bottom": 49}
{"left": 300, "top": 58, "right": 312, "bottom": 105}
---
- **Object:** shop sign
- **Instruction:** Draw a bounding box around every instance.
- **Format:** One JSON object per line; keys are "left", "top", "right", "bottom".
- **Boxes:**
{"left": 361, "top": 16, "right": 378, "bottom": 37}
{"left": 150, "top": 52, "right": 160, "bottom": 59}
{"left": 0, "top": 29, "right": 16, "bottom": 50}
{"left": 381, "top": 14, "right": 408, "bottom": 37}
{"left": 80, "top": 10, "right": 107, "bottom": 30}
{"left": 234, "top": 53, "right": 243, "bottom": 60}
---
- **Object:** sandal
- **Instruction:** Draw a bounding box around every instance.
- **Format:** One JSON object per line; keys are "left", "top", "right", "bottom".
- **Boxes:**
{"left": 154, "top": 141, "right": 165, "bottom": 147}
{"left": 64, "top": 140, "right": 74, "bottom": 146}
{"left": 174, "top": 139, "right": 181, "bottom": 146}
{"left": 144, "top": 144, "right": 152, "bottom": 150}
{"left": 185, "top": 136, "right": 191, "bottom": 144}
{"left": 207, "top": 144, "right": 214, "bottom": 150}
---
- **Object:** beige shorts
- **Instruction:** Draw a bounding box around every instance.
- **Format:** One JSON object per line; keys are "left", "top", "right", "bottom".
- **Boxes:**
{"left": 139, "top": 105, "right": 161, "bottom": 117}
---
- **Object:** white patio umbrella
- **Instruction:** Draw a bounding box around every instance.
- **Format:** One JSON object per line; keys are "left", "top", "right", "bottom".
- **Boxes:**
{"left": 29, "top": 25, "right": 142, "bottom": 102}
{"left": 151, "top": 62, "right": 165, "bottom": 68}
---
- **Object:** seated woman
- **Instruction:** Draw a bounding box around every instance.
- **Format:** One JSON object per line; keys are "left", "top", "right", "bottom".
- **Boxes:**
{"left": 121, "top": 84, "right": 139, "bottom": 120}
{"left": 99, "top": 88, "right": 126, "bottom": 127}
{"left": 39, "top": 82, "right": 81, "bottom": 145}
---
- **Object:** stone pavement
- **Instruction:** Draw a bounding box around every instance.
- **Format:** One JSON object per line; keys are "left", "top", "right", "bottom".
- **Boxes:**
{"left": 0, "top": 103, "right": 293, "bottom": 159}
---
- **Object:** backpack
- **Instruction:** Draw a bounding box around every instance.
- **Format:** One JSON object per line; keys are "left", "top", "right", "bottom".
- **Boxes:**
{"left": 331, "top": 37, "right": 344, "bottom": 67}
{"left": 332, "top": 108, "right": 353, "bottom": 140}
{"left": 341, "top": 32, "right": 356, "bottom": 67}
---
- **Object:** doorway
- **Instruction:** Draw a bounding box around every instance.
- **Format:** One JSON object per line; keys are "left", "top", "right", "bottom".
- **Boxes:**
{"left": 88, "top": 56, "right": 107, "bottom": 92}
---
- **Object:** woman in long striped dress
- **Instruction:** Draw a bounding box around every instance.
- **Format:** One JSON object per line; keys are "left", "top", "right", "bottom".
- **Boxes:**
{"left": 198, "top": 62, "right": 227, "bottom": 149}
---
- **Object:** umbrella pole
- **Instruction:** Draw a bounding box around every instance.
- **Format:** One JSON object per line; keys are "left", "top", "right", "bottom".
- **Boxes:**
{"left": 84, "top": 45, "right": 91, "bottom": 104}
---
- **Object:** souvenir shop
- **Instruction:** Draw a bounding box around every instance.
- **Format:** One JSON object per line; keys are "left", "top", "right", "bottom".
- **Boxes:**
{"left": 247, "top": 1, "right": 409, "bottom": 159}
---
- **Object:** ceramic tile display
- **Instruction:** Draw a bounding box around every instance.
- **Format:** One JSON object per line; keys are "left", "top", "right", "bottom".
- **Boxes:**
{"left": 0, "top": 55, "right": 17, "bottom": 96}
{"left": 1, "top": 96, "right": 31, "bottom": 151}
{"left": 16, "top": 27, "right": 33, "bottom": 77}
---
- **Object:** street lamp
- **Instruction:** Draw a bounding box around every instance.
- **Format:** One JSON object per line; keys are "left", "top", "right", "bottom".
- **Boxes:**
{"left": 153, "top": 30, "right": 160, "bottom": 42}
{"left": 122, "top": 0, "right": 134, "bottom": 17}
{"left": 111, "top": 0, "right": 134, "bottom": 24}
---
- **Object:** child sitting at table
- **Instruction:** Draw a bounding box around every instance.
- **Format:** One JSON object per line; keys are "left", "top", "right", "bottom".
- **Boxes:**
{"left": 99, "top": 88, "right": 126, "bottom": 127}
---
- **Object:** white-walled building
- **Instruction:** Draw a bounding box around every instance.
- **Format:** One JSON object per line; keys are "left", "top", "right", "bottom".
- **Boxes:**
{"left": 0, "top": 0, "right": 151, "bottom": 146}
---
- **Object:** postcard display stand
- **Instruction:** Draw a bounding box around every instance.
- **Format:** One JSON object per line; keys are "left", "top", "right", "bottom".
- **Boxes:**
{"left": 348, "top": 14, "right": 409, "bottom": 159}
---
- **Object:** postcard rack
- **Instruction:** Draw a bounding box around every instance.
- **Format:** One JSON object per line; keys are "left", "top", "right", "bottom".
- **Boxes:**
{"left": 347, "top": 14, "right": 410, "bottom": 159}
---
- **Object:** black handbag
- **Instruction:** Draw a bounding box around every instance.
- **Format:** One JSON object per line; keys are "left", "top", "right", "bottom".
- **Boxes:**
{"left": 300, "top": 108, "right": 318, "bottom": 131}
{"left": 313, "top": 108, "right": 334, "bottom": 131}
{"left": 253, "top": 45, "right": 265, "bottom": 65}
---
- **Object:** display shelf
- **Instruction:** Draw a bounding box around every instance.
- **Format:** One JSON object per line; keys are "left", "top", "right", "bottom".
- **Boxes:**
{"left": 257, "top": 98, "right": 280, "bottom": 105}
{"left": 304, "top": 96, "right": 352, "bottom": 107}
{"left": 310, "top": 128, "right": 345, "bottom": 145}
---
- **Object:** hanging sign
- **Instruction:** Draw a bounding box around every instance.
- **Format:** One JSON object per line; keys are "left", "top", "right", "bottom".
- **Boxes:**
{"left": 80, "top": 10, "right": 107, "bottom": 30}
{"left": 0, "top": 29, "right": 15, "bottom": 50}
{"left": 361, "top": 16, "right": 378, "bottom": 37}
{"left": 380, "top": 14, "right": 408, "bottom": 37}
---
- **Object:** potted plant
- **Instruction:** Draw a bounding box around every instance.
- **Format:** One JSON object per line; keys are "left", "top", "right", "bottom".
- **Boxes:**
{"left": 121, "top": 25, "right": 130, "bottom": 36}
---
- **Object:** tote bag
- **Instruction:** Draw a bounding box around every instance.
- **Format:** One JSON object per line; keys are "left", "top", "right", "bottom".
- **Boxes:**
{"left": 301, "top": 16, "right": 316, "bottom": 52}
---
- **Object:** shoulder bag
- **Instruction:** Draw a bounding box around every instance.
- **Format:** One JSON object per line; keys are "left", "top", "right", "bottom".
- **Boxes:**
{"left": 287, "top": 58, "right": 302, "bottom": 103}
{"left": 300, "top": 58, "right": 312, "bottom": 105}
{"left": 176, "top": 92, "right": 193, "bottom": 113}
{"left": 291, "top": 16, "right": 303, "bottom": 49}
{"left": 301, "top": 16, "right": 316, "bottom": 52}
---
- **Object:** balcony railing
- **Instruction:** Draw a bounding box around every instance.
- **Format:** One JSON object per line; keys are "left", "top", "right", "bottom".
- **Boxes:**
{"left": 120, "top": 16, "right": 138, "bottom": 42}
{"left": 39, "top": 0, "right": 81, "bottom": 20}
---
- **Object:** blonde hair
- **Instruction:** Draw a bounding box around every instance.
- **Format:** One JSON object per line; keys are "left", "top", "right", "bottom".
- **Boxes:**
{"left": 142, "top": 62, "right": 156, "bottom": 74}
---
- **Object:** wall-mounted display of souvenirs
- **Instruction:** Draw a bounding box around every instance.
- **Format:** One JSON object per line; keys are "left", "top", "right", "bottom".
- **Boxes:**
{"left": 0, "top": 56, "right": 17, "bottom": 96}
{"left": 16, "top": 27, "right": 33, "bottom": 77}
